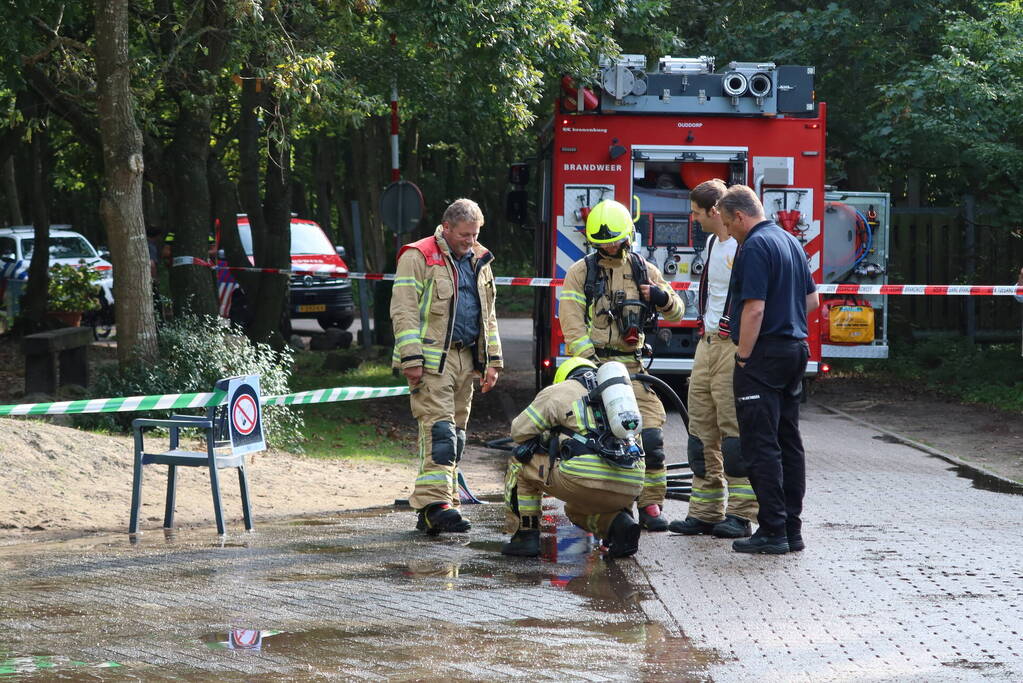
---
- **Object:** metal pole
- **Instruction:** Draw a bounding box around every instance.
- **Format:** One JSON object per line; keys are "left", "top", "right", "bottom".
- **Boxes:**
{"left": 350, "top": 200, "right": 373, "bottom": 349}
{"left": 390, "top": 34, "right": 400, "bottom": 183}
{"left": 963, "top": 194, "right": 976, "bottom": 343}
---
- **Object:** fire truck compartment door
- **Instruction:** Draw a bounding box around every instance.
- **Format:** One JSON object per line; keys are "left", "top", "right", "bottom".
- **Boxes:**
{"left": 631, "top": 145, "right": 748, "bottom": 164}
{"left": 563, "top": 184, "right": 615, "bottom": 228}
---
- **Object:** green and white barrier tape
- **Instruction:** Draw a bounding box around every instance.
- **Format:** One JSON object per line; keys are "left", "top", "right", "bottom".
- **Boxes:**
{"left": 0, "top": 385, "right": 410, "bottom": 417}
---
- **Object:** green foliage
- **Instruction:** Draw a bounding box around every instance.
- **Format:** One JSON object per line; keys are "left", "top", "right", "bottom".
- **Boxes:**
{"left": 492, "top": 257, "right": 535, "bottom": 315}
{"left": 47, "top": 263, "right": 101, "bottom": 312}
{"left": 76, "top": 315, "right": 303, "bottom": 448}
{"left": 876, "top": 2, "right": 1023, "bottom": 207}
{"left": 289, "top": 350, "right": 413, "bottom": 461}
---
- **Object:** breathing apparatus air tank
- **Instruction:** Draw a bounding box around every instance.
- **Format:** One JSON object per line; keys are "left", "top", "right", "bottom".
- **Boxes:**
{"left": 595, "top": 362, "right": 642, "bottom": 441}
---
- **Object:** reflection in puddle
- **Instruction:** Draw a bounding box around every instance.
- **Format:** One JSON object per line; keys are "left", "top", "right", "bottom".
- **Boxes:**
{"left": 203, "top": 629, "right": 283, "bottom": 651}
{"left": 292, "top": 543, "right": 355, "bottom": 554}
{"left": 0, "top": 655, "right": 120, "bottom": 676}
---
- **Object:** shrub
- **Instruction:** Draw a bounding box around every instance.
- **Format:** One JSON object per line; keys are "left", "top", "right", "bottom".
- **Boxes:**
{"left": 76, "top": 315, "right": 303, "bottom": 449}
{"left": 48, "top": 263, "right": 101, "bottom": 312}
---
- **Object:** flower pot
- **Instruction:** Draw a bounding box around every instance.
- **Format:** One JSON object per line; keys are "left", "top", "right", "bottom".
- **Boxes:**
{"left": 49, "top": 311, "right": 83, "bottom": 327}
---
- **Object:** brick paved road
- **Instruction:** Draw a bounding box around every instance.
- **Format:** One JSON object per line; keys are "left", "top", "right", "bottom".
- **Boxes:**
{"left": 647, "top": 403, "right": 1023, "bottom": 682}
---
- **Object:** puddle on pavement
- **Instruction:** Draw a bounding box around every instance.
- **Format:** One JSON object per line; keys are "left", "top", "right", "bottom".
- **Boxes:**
{"left": 944, "top": 462, "right": 1023, "bottom": 496}
{"left": 393, "top": 507, "right": 657, "bottom": 611}
{"left": 871, "top": 433, "right": 1023, "bottom": 496}
{"left": 292, "top": 542, "right": 356, "bottom": 555}
{"left": 203, "top": 629, "right": 283, "bottom": 650}
{"left": 195, "top": 622, "right": 718, "bottom": 680}
{"left": 0, "top": 655, "right": 121, "bottom": 677}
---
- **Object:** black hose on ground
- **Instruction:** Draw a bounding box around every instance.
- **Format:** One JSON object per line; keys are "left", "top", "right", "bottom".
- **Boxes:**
{"left": 630, "top": 373, "right": 689, "bottom": 430}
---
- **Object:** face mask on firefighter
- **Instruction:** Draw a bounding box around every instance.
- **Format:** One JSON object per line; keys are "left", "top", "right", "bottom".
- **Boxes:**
{"left": 606, "top": 291, "right": 652, "bottom": 346}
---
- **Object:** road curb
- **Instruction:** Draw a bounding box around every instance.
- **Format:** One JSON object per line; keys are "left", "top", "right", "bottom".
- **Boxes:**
{"left": 817, "top": 402, "right": 1023, "bottom": 489}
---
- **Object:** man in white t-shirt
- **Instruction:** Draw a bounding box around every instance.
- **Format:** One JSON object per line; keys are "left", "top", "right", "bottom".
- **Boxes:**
{"left": 668, "top": 179, "right": 759, "bottom": 539}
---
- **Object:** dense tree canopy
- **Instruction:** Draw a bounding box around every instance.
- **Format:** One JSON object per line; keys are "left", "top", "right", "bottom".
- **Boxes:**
{"left": 0, "top": 0, "right": 1019, "bottom": 361}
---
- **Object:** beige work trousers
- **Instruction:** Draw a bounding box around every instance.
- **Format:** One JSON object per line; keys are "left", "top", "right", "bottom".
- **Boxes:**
{"left": 686, "top": 335, "right": 758, "bottom": 522}
{"left": 407, "top": 346, "right": 475, "bottom": 510}
{"left": 504, "top": 457, "right": 639, "bottom": 538}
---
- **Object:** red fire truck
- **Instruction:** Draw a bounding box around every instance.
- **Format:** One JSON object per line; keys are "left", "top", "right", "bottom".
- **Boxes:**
{"left": 511, "top": 54, "right": 890, "bottom": 388}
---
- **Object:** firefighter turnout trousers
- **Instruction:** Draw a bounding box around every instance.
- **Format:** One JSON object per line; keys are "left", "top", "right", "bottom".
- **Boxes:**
{"left": 686, "top": 335, "right": 758, "bottom": 523}
{"left": 408, "top": 346, "right": 475, "bottom": 510}
{"left": 504, "top": 453, "right": 643, "bottom": 538}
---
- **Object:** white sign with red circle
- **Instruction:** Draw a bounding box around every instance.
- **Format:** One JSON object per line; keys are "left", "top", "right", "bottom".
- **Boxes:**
{"left": 227, "top": 375, "right": 265, "bottom": 455}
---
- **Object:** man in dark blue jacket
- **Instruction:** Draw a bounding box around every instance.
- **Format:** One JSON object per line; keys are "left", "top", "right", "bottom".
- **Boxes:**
{"left": 719, "top": 185, "right": 819, "bottom": 554}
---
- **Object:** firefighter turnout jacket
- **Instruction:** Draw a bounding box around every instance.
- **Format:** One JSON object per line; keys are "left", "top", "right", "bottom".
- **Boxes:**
{"left": 391, "top": 225, "right": 503, "bottom": 374}
{"left": 511, "top": 380, "right": 646, "bottom": 498}
{"left": 506, "top": 378, "right": 645, "bottom": 536}
{"left": 559, "top": 248, "right": 685, "bottom": 360}
{"left": 559, "top": 247, "right": 685, "bottom": 514}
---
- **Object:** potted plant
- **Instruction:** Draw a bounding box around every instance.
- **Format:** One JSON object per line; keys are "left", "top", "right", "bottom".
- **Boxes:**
{"left": 47, "top": 262, "right": 101, "bottom": 327}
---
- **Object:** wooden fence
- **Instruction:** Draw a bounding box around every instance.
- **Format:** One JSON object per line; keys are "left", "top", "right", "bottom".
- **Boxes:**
{"left": 889, "top": 207, "right": 1023, "bottom": 339}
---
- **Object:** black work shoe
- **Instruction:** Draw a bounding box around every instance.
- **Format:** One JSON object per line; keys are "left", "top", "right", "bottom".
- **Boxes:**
{"left": 605, "top": 511, "right": 642, "bottom": 559}
{"left": 501, "top": 529, "right": 541, "bottom": 557}
{"left": 787, "top": 533, "right": 806, "bottom": 552}
{"left": 712, "top": 514, "right": 753, "bottom": 539}
{"left": 419, "top": 503, "right": 471, "bottom": 535}
{"left": 638, "top": 504, "right": 669, "bottom": 532}
{"left": 732, "top": 530, "right": 789, "bottom": 555}
{"left": 667, "top": 516, "right": 718, "bottom": 535}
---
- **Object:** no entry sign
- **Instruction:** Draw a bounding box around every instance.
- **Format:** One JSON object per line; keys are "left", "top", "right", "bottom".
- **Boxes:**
{"left": 227, "top": 375, "right": 265, "bottom": 455}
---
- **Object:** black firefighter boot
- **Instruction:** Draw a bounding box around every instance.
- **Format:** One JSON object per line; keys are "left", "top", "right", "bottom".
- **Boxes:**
{"left": 501, "top": 516, "right": 541, "bottom": 557}
{"left": 417, "top": 503, "right": 471, "bottom": 536}
{"left": 605, "top": 510, "right": 642, "bottom": 559}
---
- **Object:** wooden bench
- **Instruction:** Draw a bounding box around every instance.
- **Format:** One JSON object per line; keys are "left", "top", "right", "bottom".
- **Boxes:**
{"left": 23, "top": 326, "right": 94, "bottom": 395}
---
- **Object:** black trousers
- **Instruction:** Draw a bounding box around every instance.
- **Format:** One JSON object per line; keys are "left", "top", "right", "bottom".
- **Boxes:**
{"left": 733, "top": 338, "right": 810, "bottom": 536}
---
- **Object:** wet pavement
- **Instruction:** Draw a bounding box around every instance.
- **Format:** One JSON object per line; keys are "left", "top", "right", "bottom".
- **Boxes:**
{"left": 1, "top": 312, "right": 1023, "bottom": 678}
{"left": 0, "top": 501, "right": 713, "bottom": 681}
{"left": 645, "top": 404, "right": 1023, "bottom": 682}
{"left": 2, "top": 401, "right": 1023, "bottom": 679}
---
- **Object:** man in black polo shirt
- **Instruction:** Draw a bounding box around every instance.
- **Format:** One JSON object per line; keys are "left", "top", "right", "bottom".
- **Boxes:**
{"left": 719, "top": 185, "right": 819, "bottom": 554}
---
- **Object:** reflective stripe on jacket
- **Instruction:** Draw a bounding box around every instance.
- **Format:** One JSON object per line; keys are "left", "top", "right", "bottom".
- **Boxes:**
{"left": 390, "top": 225, "right": 503, "bottom": 373}
{"left": 559, "top": 248, "right": 684, "bottom": 358}
{"left": 510, "top": 381, "right": 644, "bottom": 497}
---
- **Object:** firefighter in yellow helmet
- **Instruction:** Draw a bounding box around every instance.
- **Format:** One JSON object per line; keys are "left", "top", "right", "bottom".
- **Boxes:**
{"left": 502, "top": 356, "right": 645, "bottom": 559}
{"left": 558, "top": 199, "right": 685, "bottom": 532}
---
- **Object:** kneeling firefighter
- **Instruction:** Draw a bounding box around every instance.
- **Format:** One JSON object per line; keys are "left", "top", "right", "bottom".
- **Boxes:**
{"left": 502, "top": 357, "right": 648, "bottom": 559}
{"left": 559, "top": 199, "right": 686, "bottom": 532}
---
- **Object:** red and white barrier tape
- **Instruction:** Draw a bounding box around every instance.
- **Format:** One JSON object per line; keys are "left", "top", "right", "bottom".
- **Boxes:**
{"left": 172, "top": 258, "right": 1023, "bottom": 296}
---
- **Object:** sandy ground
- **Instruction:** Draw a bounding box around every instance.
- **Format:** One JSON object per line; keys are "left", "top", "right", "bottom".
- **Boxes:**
{"left": 0, "top": 416, "right": 419, "bottom": 541}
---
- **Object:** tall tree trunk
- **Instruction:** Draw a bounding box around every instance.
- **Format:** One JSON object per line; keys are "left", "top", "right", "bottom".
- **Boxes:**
{"left": 165, "top": 105, "right": 218, "bottom": 317}
{"left": 350, "top": 116, "right": 388, "bottom": 271}
{"left": 1, "top": 156, "right": 22, "bottom": 225}
{"left": 313, "top": 133, "right": 335, "bottom": 241}
{"left": 250, "top": 127, "right": 292, "bottom": 349}
{"left": 95, "top": 0, "right": 158, "bottom": 364}
{"left": 23, "top": 128, "right": 50, "bottom": 328}
{"left": 238, "top": 67, "right": 290, "bottom": 348}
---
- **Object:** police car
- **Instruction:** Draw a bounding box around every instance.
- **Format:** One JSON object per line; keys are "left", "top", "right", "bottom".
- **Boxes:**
{"left": 0, "top": 225, "right": 115, "bottom": 307}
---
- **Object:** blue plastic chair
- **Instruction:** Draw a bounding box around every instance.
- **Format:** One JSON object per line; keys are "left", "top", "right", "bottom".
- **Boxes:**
{"left": 129, "top": 379, "right": 253, "bottom": 535}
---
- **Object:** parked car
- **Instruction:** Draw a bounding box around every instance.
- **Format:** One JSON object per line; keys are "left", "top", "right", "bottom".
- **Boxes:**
{"left": 0, "top": 224, "right": 115, "bottom": 307}
{"left": 222, "top": 217, "right": 355, "bottom": 330}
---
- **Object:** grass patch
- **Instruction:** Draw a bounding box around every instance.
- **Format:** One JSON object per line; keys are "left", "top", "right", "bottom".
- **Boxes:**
{"left": 289, "top": 349, "right": 415, "bottom": 461}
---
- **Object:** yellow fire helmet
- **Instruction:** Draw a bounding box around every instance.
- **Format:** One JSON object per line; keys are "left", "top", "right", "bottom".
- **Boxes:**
{"left": 553, "top": 356, "right": 598, "bottom": 384}
{"left": 585, "top": 199, "right": 634, "bottom": 245}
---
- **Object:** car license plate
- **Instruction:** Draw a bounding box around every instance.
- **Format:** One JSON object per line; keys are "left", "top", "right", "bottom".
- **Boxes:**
{"left": 298, "top": 304, "right": 326, "bottom": 313}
